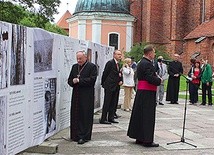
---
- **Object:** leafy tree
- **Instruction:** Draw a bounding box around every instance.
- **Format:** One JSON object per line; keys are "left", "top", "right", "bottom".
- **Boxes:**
{"left": 44, "top": 22, "right": 68, "bottom": 36}
{"left": 125, "top": 42, "right": 171, "bottom": 63}
{"left": 0, "top": 1, "right": 26, "bottom": 24}
{"left": 0, "top": 1, "right": 68, "bottom": 36}
{"left": 12, "top": 0, "right": 60, "bottom": 22}
{"left": 19, "top": 16, "right": 37, "bottom": 27}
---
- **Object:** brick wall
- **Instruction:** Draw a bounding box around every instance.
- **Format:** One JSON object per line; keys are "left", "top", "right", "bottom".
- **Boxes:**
{"left": 129, "top": 0, "right": 142, "bottom": 43}
{"left": 130, "top": 0, "right": 214, "bottom": 72}
{"left": 205, "top": 0, "right": 214, "bottom": 21}
{"left": 183, "top": 38, "right": 214, "bottom": 73}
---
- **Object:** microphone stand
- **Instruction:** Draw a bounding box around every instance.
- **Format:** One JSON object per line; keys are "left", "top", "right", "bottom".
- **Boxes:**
{"left": 167, "top": 74, "right": 197, "bottom": 147}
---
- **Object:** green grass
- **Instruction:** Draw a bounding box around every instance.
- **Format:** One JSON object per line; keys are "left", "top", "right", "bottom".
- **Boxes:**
{"left": 164, "top": 76, "right": 187, "bottom": 91}
{"left": 164, "top": 76, "right": 214, "bottom": 102}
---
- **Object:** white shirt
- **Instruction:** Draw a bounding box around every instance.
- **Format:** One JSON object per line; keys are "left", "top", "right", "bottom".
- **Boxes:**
{"left": 122, "top": 66, "right": 135, "bottom": 87}
{"left": 157, "top": 62, "right": 168, "bottom": 81}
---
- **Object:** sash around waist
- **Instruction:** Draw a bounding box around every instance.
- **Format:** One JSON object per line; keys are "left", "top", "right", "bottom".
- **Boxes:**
{"left": 137, "top": 80, "right": 157, "bottom": 91}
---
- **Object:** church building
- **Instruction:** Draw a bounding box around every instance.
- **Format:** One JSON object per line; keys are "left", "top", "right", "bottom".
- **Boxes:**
{"left": 57, "top": 0, "right": 214, "bottom": 71}
{"left": 66, "top": 0, "right": 135, "bottom": 52}
{"left": 130, "top": 0, "right": 214, "bottom": 70}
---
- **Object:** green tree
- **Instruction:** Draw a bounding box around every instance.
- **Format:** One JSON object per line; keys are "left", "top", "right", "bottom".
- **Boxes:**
{"left": 44, "top": 22, "right": 68, "bottom": 36}
{"left": 0, "top": 1, "right": 68, "bottom": 36}
{"left": 12, "top": 0, "right": 60, "bottom": 22}
{"left": 0, "top": 2, "right": 26, "bottom": 24}
{"left": 125, "top": 42, "right": 171, "bottom": 62}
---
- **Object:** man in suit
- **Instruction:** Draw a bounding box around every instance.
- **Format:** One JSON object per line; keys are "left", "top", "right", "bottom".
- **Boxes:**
{"left": 156, "top": 56, "right": 168, "bottom": 105}
{"left": 100, "top": 50, "right": 123, "bottom": 124}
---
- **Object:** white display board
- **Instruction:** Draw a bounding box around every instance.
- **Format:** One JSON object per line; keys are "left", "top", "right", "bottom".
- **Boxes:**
{"left": 0, "top": 21, "right": 114, "bottom": 155}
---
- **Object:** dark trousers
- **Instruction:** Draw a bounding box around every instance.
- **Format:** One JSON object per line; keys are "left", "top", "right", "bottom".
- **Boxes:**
{"left": 189, "top": 82, "right": 199, "bottom": 103}
{"left": 101, "top": 87, "right": 120, "bottom": 121}
{"left": 202, "top": 82, "right": 212, "bottom": 104}
{"left": 114, "top": 88, "right": 120, "bottom": 116}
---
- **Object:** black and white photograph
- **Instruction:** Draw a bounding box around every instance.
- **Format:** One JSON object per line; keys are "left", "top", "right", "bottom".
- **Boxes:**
{"left": 0, "top": 22, "right": 9, "bottom": 89}
{"left": 44, "top": 78, "right": 57, "bottom": 134}
{"left": 87, "top": 48, "right": 92, "bottom": 62}
{"left": 34, "top": 29, "right": 53, "bottom": 73}
{"left": 94, "top": 47, "right": 101, "bottom": 109}
{"left": 10, "top": 24, "right": 26, "bottom": 86}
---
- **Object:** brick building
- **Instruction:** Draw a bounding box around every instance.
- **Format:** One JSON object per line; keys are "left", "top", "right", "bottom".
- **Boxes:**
{"left": 67, "top": 0, "right": 134, "bottom": 52}
{"left": 56, "top": 10, "right": 72, "bottom": 33}
{"left": 56, "top": 0, "right": 214, "bottom": 71}
{"left": 130, "top": 0, "right": 214, "bottom": 71}
{"left": 184, "top": 19, "right": 214, "bottom": 71}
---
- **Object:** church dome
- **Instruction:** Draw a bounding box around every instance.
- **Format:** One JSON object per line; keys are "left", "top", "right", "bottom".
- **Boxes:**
{"left": 74, "top": 0, "right": 130, "bottom": 15}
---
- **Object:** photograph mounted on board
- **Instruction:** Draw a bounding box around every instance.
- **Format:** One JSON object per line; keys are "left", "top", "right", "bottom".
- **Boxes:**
{"left": 0, "top": 22, "right": 9, "bottom": 89}
{"left": 10, "top": 24, "right": 26, "bottom": 86}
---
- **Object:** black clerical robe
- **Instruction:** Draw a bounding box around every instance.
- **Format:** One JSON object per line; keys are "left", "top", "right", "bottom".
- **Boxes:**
{"left": 68, "top": 61, "right": 97, "bottom": 141}
{"left": 127, "top": 57, "right": 161, "bottom": 143}
{"left": 166, "top": 60, "right": 183, "bottom": 103}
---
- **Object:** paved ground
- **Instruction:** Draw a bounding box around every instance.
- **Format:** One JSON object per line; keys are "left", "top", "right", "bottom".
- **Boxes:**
{"left": 20, "top": 89, "right": 214, "bottom": 155}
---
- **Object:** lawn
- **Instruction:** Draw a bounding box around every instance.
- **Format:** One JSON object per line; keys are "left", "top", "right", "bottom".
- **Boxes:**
{"left": 164, "top": 76, "right": 214, "bottom": 103}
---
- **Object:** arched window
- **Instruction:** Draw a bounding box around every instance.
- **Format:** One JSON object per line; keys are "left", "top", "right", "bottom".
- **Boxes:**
{"left": 108, "top": 33, "right": 119, "bottom": 50}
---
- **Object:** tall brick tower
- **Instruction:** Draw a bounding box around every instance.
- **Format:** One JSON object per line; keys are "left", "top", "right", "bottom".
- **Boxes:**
{"left": 129, "top": 0, "right": 214, "bottom": 57}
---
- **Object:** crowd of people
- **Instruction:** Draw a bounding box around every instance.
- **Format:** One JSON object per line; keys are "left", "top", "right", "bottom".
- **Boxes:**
{"left": 67, "top": 46, "right": 213, "bottom": 146}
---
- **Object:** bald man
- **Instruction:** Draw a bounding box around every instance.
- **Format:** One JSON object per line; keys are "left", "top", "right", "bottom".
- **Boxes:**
{"left": 68, "top": 51, "right": 98, "bottom": 144}
{"left": 100, "top": 50, "right": 123, "bottom": 124}
{"left": 166, "top": 54, "right": 183, "bottom": 104}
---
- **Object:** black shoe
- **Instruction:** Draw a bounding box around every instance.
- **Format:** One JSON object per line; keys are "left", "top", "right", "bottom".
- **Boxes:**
{"left": 174, "top": 102, "right": 179, "bottom": 104}
{"left": 201, "top": 103, "right": 206, "bottom": 105}
{"left": 108, "top": 119, "right": 119, "bottom": 123}
{"left": 142, "top": 142, "right": 159, "bottom": 147}
{"left": 208, "top": 103, "right": 212, "bottom": 106}
{"left": 159, "top": 102, "right": 164, "bottom": 105}
{"left": 77, "top": 139, "right": 85, "bottom": 144}
{"left": 99, "top": 119, "right": 111, "bottom": 124}
{"left": 114, "top": 115, "right": 121, "bottom": 119}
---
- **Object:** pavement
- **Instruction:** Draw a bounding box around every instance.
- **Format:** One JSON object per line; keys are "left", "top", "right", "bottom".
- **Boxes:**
{"left": 19, "top": 89, "right": 214, "bottom": 155}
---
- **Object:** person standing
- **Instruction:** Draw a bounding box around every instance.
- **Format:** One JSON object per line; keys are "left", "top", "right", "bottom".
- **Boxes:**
{"left": 131, "top": 57, "right": 137, "bottom": 91}
{"left": 67, "top": 51, "right": 97, "bottom": 144}
{"left": 127, "top": 45, "right": 162, "bottom": 147}
{"left": 200, "top": 58, "right": 213, "bottom": 105}
{"left": 122, "top": 58, "right": 135, "bottom": 111}
{"left": 188, "top": 61, "right": 201, "bottom": 104}
{"left": 100, "top": 50, "right": 123, "bottom": 124}
{"left": 156, "top": 56, "right": 168, "bottom": 105}
{"left": 166, "top": 54, "right": 183, "bottom": 104}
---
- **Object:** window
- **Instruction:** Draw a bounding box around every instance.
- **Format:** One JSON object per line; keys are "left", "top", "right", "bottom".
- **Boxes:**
{"left": 195, "top": 36, "right": 206, "bottom": 43}
{"left": 109, "top": 33, "right": 119, "bottom": 50}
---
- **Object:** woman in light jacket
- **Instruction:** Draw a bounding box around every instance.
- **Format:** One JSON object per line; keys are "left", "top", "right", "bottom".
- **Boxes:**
{"left": 122, "top": 58, "right": 135, "bottom": 111}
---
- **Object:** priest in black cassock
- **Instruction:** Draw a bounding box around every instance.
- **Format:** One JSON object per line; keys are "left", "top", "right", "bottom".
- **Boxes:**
{"left": 68, "top": 51, "right": 97, "bottom": 144}
{"left": 166, "top": 54, "right": 183, "bottom": 104}
{"left": 127, "top": 45, "right": 162, "bottom": 147}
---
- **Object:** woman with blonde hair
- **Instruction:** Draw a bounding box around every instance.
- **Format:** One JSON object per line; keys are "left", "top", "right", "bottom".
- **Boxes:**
{"left": 122, "top": 58, "right": 135, "bottom": 111}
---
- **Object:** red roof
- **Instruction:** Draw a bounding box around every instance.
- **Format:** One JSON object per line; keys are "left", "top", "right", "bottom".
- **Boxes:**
{"left": 56, "top": 10, "right": 72, "bottom": 29}
{"left": 184, "top": 19, "right": 214, "bottom": 40}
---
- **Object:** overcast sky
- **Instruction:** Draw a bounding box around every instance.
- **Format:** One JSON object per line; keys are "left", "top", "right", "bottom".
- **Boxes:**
{"left": 54, "top": 0, "right": 78, "bottom": 23}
